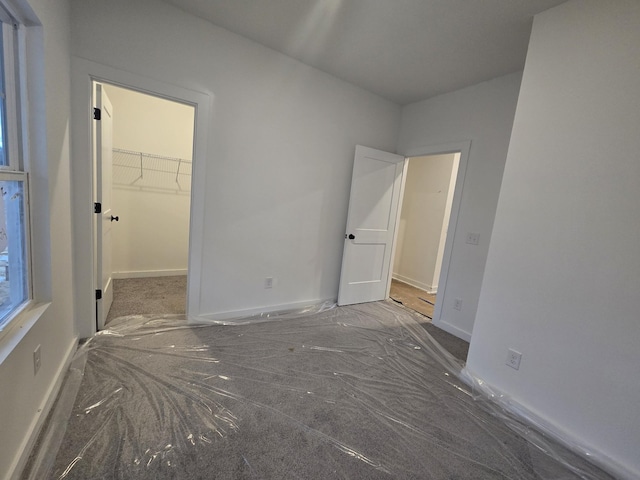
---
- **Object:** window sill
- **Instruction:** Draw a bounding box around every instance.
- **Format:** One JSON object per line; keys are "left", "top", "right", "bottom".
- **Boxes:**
{"left": 0, "top": 301, "right": 51, "bottom": 365}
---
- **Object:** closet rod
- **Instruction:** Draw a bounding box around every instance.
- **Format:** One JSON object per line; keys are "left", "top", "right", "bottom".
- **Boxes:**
{"left": 112, "top": 148, "right": 192, "bottom": 165}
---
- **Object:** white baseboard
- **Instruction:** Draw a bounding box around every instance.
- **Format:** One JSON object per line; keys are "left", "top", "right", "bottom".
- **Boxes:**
{"left": 9, "top": 336, "right": 78, "bottom": 480}
{"left": 112, "top": 269, "right": 187, "bottom": 279}
{"left": 392, "top": 273, "right": 437, "bottom": 294}
{"left": 432, "top": 318, "right": 471, "bottom": 342}
{"left": 195, "top": 298, "right": 336, "bottom": 323}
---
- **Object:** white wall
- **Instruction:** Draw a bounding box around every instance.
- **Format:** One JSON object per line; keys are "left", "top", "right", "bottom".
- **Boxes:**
{"left": 433, "top": 152, "right": 460, "bottom": 291}
{"left": 397, "top": 72, "right": 522, "bottom": 340}
{"left": 393, "top": 153, "right": 457, "bottom": 292}
{"left": 468, "top": 2, "right": 640, "bottom": 478}
{"left": 102, "top": 85, "right": 194, "bottom": 160}
{"left": 70, "top": 0, "right": 400, "bottom": 319}
{"left": 103, "top": 84, "right": 194, "bottom": 277}
{"left": 0, "top": 0, "right": 77, "bottom": 478}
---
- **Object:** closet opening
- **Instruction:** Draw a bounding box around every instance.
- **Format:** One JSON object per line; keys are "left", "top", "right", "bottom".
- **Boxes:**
{"left": 95, "top": 82, "right": 196, "bottom": 328}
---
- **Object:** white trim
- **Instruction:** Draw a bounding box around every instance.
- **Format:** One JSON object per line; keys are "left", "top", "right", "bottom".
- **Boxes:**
{"left": 385, "top": 156, "right": 409, "bottom": 299}
{"left": 22, "top": 4, "right": 50, "bottom": 306}
{"left": 0, "top": 0, "right": 40, "bottom": 26}
{"left": 394, "top": 141, "right": 471, "bottom": 337}
{"left": 2, "top": 22, "right": 20, "bottom": 169}
{"left": 7, "top": 335, "right": 77, "bottom": 480}
{"left": 391, "top": 273, "right": 437, "bottom": 294}
{"left": 0, "top": 301, "right": 46, "bottom": 363}
{"left": 433, "top": 317, "right": 471, "bottom": 342}
{"left": 71, "top": 57, "right": 210, "bottom": 338}
{"left": 0, "top": 4, "right": 12, "bottom": 23}
{"left": 112, "top": 269, "right": 187, "bottom": 279}
{"left": 196, "top": 298, "right": 336, "bottom": 323}
{"left": 15, "top": 23, "right": 30, "bottom": 170}
{"left": 0, "top": 12, "right": 49, "bottom": 357}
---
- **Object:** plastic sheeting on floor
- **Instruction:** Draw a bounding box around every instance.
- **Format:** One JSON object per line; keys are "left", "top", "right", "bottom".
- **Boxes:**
{"left": 25, "top": 301, "right": 612, "bottom": 479}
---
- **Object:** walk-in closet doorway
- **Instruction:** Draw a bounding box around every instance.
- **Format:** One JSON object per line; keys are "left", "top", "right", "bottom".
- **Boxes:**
{"left": 96, "top": 83, "right": 196, "bottom": 327}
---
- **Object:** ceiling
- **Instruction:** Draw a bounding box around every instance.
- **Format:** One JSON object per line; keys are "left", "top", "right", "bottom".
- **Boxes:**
{"left": 164, "top": 0, "right": 567, "bottom": 105}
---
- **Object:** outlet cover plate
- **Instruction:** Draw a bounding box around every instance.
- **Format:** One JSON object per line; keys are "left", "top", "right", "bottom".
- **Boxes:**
{"left": 33, "top": 345, "right": 41, "bottom": 375}
{"left": 453, "top": 298, "right": 463, "bottom": 311}
{"left": 466, "top": 232, "right": 480, "bottom": 245}
{"left": 506, "top": 349, "right": 522, "bottom": 370}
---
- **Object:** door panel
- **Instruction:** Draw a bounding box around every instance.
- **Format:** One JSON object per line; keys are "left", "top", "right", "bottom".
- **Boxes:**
{"left": 338, "top": 146, "right": 405, "bottom": 306}
{"left": 96, "top": 84, "right": 114, "bottom": 329}
{"left": 347, "top": 243, "right": 386, "bottom": 283}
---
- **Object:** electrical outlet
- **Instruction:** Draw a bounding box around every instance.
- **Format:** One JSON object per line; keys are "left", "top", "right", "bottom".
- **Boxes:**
{"left": 453, "top": 298, "right": 463, "bottom": 311}
{"left": 466, "top": 232, "right": 480, "bottom": 245}
{"left": 264, "top": 277, "right": 273, "bottom": 289}
{"left": 506, "top": 349, "right": 522, "bottom": 370}
{"left": 33, "top": 345, "right": 41, "bottom": 375}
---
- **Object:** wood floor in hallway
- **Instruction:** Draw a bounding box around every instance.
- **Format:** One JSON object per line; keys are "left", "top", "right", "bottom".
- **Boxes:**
{"left": 389, "top": 279, "right": 436, "bottom": 319}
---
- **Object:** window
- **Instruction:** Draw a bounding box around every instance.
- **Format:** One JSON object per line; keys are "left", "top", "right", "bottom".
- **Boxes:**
{"left": 0, "top": 10, "right": 32, "bottom": 334}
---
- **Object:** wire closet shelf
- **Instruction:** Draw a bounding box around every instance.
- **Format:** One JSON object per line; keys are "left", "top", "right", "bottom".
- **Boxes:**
{"left": 112, "top": 148, "right": 192, "bottom": 193}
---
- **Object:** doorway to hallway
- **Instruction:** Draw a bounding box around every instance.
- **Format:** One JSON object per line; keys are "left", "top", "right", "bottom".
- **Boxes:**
{"left": 389, "top": 152, "right": 460, "bottom": 319}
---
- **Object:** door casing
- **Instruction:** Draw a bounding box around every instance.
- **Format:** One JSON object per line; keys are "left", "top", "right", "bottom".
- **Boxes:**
{"left": 71, "top": 58, "right": 211, "bottom": 338}
{"left": 94, "top": 83, "right": 114, "bottom": 330}
{"left": 390, "top": 141, "right": 471, "bottom": 331}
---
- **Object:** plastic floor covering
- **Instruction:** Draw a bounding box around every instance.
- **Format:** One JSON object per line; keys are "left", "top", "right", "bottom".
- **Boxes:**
{"left": 25, "top": 301, "right": 612, "bottom": 479}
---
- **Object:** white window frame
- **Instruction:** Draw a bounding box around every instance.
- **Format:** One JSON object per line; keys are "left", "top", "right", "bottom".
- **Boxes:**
{"left": 0, "top": 2, "right": 39, "bottom": 350}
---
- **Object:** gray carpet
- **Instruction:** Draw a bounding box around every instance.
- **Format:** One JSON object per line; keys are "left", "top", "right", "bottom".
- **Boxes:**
{"left": 421, "top": 321, "right": 469, "bottom": 362}
{"left": 106, "top": 276, "right": 187, "bottom": 324}
{"left": 25, "top": 302, "right": 609, "bottom": 479}
{"left": 107, "top": 276, "right": 470, "bottom": 362}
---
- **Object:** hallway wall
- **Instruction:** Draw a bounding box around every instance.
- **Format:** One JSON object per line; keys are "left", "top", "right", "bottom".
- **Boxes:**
{"left": 393, "top": 153, "right": 457, "bottom": 293}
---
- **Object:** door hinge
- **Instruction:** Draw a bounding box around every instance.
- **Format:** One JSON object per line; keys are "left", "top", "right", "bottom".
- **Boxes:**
{"left": 95, "top": 289, "right": 102, "bottom": 300}
{"left": 93, "top": 107, "right": 101, "bottom": 120}
{"left": 94, "top": 202, "right": 101, "bottom": 214}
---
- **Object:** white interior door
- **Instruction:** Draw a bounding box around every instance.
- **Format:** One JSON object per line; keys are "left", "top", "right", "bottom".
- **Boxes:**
{"left": 338, "top": 145, "right": 405, "bottom": 306}
{"left": 95, "top": 84, "right": 114, "bottom": 329}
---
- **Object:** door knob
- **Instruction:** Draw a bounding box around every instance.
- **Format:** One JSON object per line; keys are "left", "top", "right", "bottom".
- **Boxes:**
{"left": 348, "top": 234, "right": 355, "bottom": 240}
{"left": 110, "top": 215, "right": 119, "bottom": 222}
